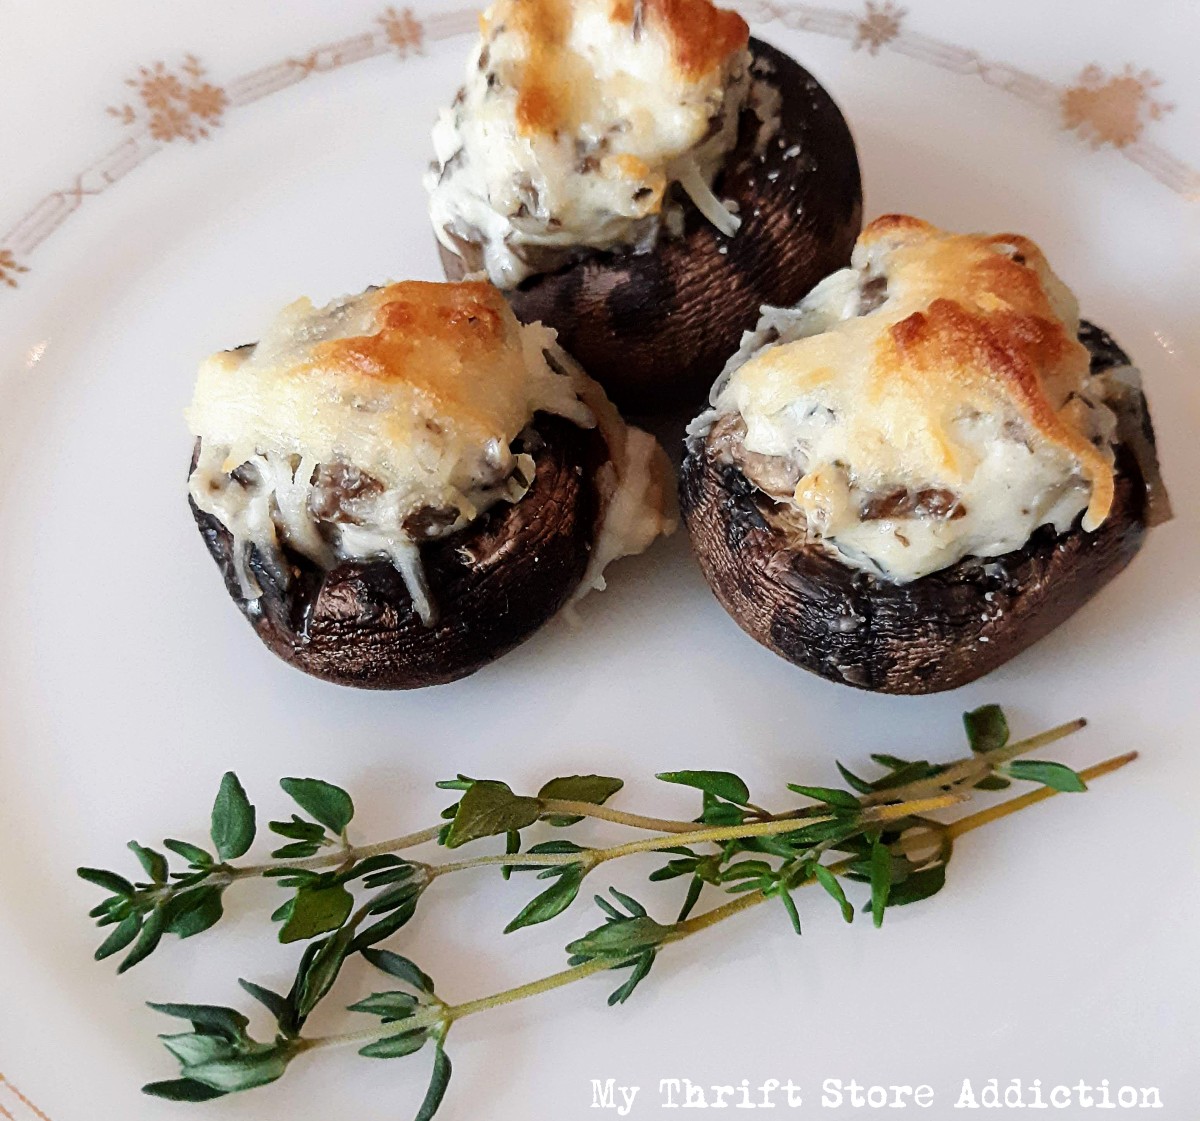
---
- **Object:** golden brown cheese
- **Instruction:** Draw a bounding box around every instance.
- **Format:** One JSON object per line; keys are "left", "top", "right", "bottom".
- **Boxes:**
{"left": 187, "top": 279, "right": 675, "bottom": 622}
{"left": 188, "top": 281, "right": 591, "bottom": 490}
{"left": 509, "top": 0, "right": 748, "bottom": 137}
{"left": 311, "top": 282, "right": 539, "bottom": 446}
{"left": 709, "top": 217, "right": 1121, "bottom": 583}
{"left": 859, "top": 216, "right": 1113, "bottom": 525}
{"left": 428, "top": 0, "right": 751, "bottom": 287}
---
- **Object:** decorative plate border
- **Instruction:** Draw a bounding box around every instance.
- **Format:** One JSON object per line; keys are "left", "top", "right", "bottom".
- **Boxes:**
{"left": 0, "top": 1, "right": 1196, "bottom": 293}
{"left": 0, "top": 1074, "right": 53, "bottom": 1121}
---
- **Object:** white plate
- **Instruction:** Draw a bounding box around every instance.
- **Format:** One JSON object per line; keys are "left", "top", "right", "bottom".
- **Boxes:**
{"left": 1, "top": 2, "right": 1198, "bottom": 1118}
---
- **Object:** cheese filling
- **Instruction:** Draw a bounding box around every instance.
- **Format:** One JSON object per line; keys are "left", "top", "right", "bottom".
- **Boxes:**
{"left": 426, "top": 0, "right": 752, "bottom": 289}
{"left": 692, "top": 217, "right": 1121, "bottom": 583}
{"left": 186, "top": 281, "right": 674, "bottom": 624}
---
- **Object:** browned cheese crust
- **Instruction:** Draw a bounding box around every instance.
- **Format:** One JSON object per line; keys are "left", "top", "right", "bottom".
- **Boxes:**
{"left": 679, "top": 323, "right": 1157, "bottom": 694}
{"left": 441, "top": 38, "right": 864, "bottom": 414}
{"left": 511, "top": 0, "right": 750, "bottom": 136}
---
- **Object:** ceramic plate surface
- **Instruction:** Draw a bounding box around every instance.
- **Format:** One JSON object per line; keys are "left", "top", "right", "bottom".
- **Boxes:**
{"left": 1, "top": 1, "right": 1198, "bottom": 1118}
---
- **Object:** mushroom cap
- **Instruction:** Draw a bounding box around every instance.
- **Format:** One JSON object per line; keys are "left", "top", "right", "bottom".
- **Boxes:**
{"left": 440, "top": 38, "right": 863, "bottom": 414}
{"left": 191, "top": 413, "right": 607, "bottom": 689}
{"left": 679, "top": 323, "right": 1160, "bottom": 694}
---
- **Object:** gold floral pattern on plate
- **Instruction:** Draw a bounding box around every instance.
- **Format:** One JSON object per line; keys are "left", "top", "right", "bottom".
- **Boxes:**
{"left": 0, "top": 250, "right": 29, "bottom": 289}
{"left": 853, "top": 0, "right": 904, "bottom": 55}
{"left": 108, "top": 56, "right": 229, "bottom": 143}
{"left": 380, "top": 5, "right": 425, "bottom": 55}
{"left": 0, "top": 2, "right": 1195, "bottom": 298}
{"left": 1063, "top": 64, "right": 1173, "bottom": 149}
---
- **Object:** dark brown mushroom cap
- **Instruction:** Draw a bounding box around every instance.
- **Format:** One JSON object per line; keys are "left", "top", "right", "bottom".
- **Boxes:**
{"left": 439, "top": 38, "right": 863, "bottom": 415}
{"left": 191, "top": 414, "right": 608, "bottom": 689}
{"left": 679, "top": 323, "right": 1162, "bottom": 694}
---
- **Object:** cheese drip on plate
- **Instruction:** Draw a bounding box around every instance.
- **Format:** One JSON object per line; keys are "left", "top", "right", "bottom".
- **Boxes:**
{"left": 693, "top": 216, "right": 1121, "bottom": 583}
{"left": 426, "top": 0, "right": 752, "bottom": 288}
{"left": 186, "top": 281, "right": 675, "bottom": 624}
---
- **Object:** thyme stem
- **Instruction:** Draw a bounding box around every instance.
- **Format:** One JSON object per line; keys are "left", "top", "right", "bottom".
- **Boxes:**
{"left": 591, "top": 792, "right": 963, "bottom": 863}
{"left": 539, "top": 800, "right": 700, "bottom": 834}
{"left": 862, "top": 719, "right": 1087, "bottom": 808}
{"left": 310, "top": 797, "right": 965, "bottom": 882}
{"left": 221, "top": 825, "right": 445, "bottom": 883}
{"left": 945, "top": 751, "right": 1137, "bottom": 839}
{"left": 301, "top": 759, "right": 1135, "bottom": 1058}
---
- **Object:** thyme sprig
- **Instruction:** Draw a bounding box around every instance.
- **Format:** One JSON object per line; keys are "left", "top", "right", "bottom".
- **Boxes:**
{"left": 78, "top": 705, "right": 1133, "bottom": 1118}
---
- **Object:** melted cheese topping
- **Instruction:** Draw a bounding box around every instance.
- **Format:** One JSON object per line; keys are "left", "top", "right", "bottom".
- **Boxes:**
{"left": 426, "top": 0, "right": 751, "bottom": 288}
{"left": 698, "top": 216, "right": 1120, "bottom": 583}
{"left": 187, "top": 281, "right": 674, "bottom": 622}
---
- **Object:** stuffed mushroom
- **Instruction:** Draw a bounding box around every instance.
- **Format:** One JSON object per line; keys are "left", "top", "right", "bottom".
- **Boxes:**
{"left": 427, "top": 0, "right": 862, "bottom": 413}
{"left": 681, "top": 216, "right": 1171, "bottom": 694}
{"left": 186, "top": 280, "right": 675, "bottom": 688}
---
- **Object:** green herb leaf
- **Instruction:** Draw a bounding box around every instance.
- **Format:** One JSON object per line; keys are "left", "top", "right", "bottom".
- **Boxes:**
{"left": 142, "top": 1079, "right": 227, "bottom": 1102}
{"left": 699, "top": 796, "right": 746, "bottom": 826}
{"left": 835, "top": 762, "right": 875, "bottom": 795}
{"left": 89, "top": 897, "right": 127, "bottom": 920}
{"left": 279, "top": 884, "right": 354, "bottom": 944}
{"left": 271, "top": 841, "right": 322, "bottom": 860}
{"left": 362, "top": 864, "right": 420, "bottom": 890}
{"left": 211, "top": 772, "right": 256, "bottom": 861}
{"left": 886, "top": 864, "right": 948, "bottom": 907}
{"left": 567, "top": 916, "right": 671, "bottom": 961}
{"left": 869, "top": 839, "right": 892, "bottom": 929}
{"left": 360, "top": 1029, "right": 428, "bottom": 1059}
{"left": 813, "top": 865, "right": 854, "bottom": 924}
{"left": 718, "top": 860, "right": 774, "bottom": 883}
{"left": 280, "top": 778, "right": 355, "bottom": 835}
{"left": 607, "top": 949, "right": 656, "bottom": 1006}
{"left": 147, "top": 1002, "right": 250, "bottom": 1038}
{"left": 366, "top": 881, "right": 421, "bottom": 916}
{"left": 349, "top": 897, "right": 419, "bottom": 951}
{"left": 505, "top": 865, "right": 585, "bottom": 933}
{"left": 868, "top": 761, "right": 944, "bottom": 791}
{"left": 294, "top": 927, "right": 357, "bottom": 1021}
{"left": 537, "top": 775, "right": 624, "bottom": 825}
{"left": 786, "top": 785, "right": 861, "bottom": 809}
{"left": 444, "top": 781, "right": 541, "bottom": 848}
{"left": 77, "top": 867, "right": 135, "bottom": 896}
{"left": 343, "top": 854, "right": 413, "bottom": 883}
{"left": 501, "top": 830, "right": 521, "bottom": 879}
{"left": 238, "top": 979, "right": 290, "bottom": 1025}
{"left": 415, "top": 1045, "right": 452, "bottom": 1121}
{"left": 362, "top": 949, "right": 435, "bottom": 994}
{"left": 656, "top": 770, "right": 751, "bottom": 806}
{"left": 118, "top": 906, "right": 167, "bottom": 973}
{"left": 127, "top": 842, "right": 169, "bottom": 884}
{"left": 159, "top": 1032, "right": 238, "bottom": 1068}
{"left": 607, "top": 887, "right": 648, "bottom": 918}
{"left": 94, "top": 914, "right": 141, "bottom": 961}
{"left": 164, "top": 887, "right": 224, "bottom": 939}
{"left": 269, "top": 816, "right": 327, "bottom": 842}
{"left": 676, "top": 877, "right": 704, "bottom": 922}
{"left": 777, "top": 886, "right": 802, "bottom": 935}
{"left": 974, "top": 774, "right": 1013, "bottom": 791}
{"left": 185, "top": 1051, "right": 291, "bottom": 1094}
{"left": 594, "top": 893, "right": 623, "bottom": 921}
{"left": 163, "top": 839, "right": 213, "bottom": 867}
{"left": 348, "top": 991, "right": 420, "bottom": 1020}
{"left": 649, "top": 859, "right": 694, "bottom": 882}
{"left": 964, "top": 704, "right": 1009, "bottom": 754}
{"left": 1003, "top": 760, "right": 1087, "bottom": 792}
